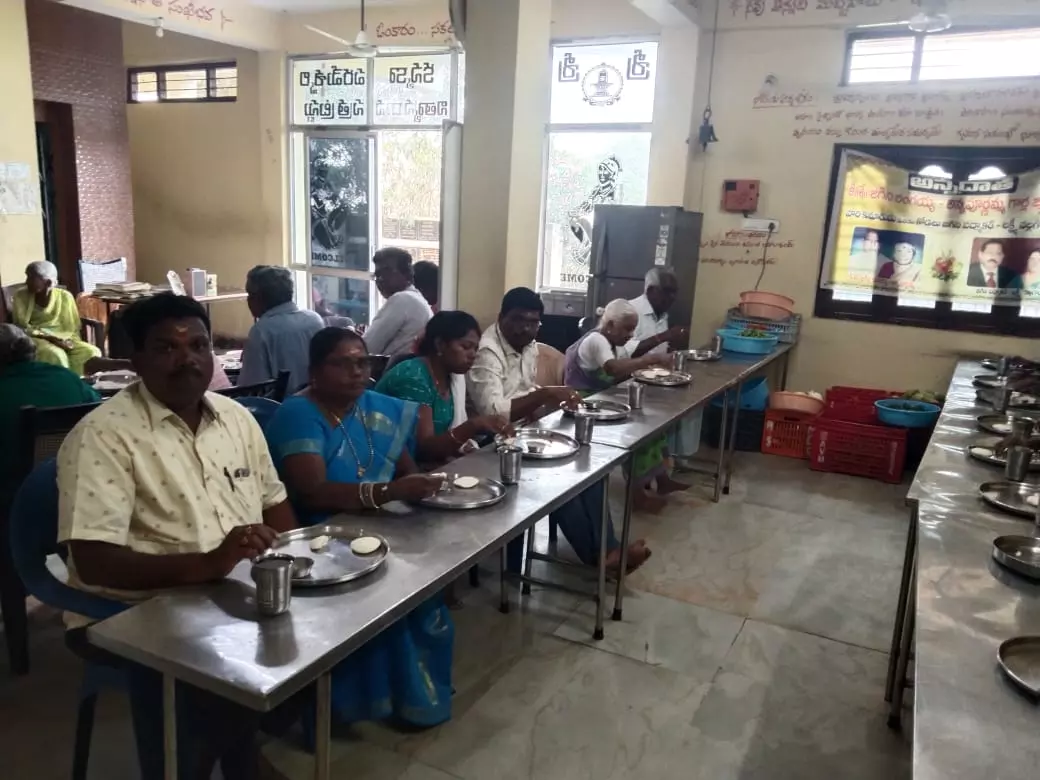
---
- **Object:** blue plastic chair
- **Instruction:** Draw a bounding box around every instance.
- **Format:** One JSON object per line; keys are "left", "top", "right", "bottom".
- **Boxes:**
{"left": 235, "top": 395, "right": 281, "bottom": 430}
{"left": 9, "top": 459, "right": 130, "bottom": 780}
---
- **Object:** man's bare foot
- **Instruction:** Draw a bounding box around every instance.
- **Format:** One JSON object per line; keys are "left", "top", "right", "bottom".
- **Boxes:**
{"left": 656, "top": 474, "right": 692, "bottom": 495}
{"left": 604, "top": 541, "right": 652, "bottom": 574}
{"left": 634, "top": 489, "right": 667, "bottom": 514}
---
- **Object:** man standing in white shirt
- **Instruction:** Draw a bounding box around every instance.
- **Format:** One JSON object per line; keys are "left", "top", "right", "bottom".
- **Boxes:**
{"left": 364, "top": 248, "right": 433, "bottom": 357}
{"left": 626, "top": 267, "right": 703, "bottom": 466}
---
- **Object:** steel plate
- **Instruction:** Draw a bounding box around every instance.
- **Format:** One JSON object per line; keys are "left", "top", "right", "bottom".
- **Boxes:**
{"left": 966, "top": 438, "right": 1040, "bottom": 471}
{"left": 979, "top": 480, "right": 1040, "bottom": 520}
{"left": 976, "top": 413, "right": 1040, "bottom": 435}
{"left": 509, "top": 428, "right": 580, "bottom": 460}
{"left": 973, "top": 374, "right": 1008, "bottom": 389}
{"left": 562, "top": 399, "right": 631, "bottom": 422}
{"left": 992, "top": 535, "right": 1040, "bottom": 581}
{"left": 679, "top": 349, "right": 721, "bottom": 362}
{"left": 634, "top": 369, "right": 693, "bottom": 387}
{"left": 268, "top": 524, "right": 388, "bottom": 587}
{"left": 418, "top": 475, "right": 508, "bottom": 510}
{"left": 997, "top": 636, "right": 1040, "bottom": 697}
{"left": 976, "top": 389, "right": 1040, "bottom": 410}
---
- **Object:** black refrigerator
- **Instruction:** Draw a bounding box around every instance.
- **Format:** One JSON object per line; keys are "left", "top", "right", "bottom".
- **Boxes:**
{"left": 584, "top": 205, "right": 703, "bottom": 336}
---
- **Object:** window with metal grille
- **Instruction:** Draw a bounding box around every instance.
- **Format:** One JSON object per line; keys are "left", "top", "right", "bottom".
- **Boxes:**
{"left": 128, "top": 62, "right": 237, "bottom": 103}
{"left": 845, "top": 28, "right": 1040, "bottom": 85}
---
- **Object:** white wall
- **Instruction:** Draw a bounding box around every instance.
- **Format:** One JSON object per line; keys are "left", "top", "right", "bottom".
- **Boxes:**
{"left": 685, "top": 0, "right": 1040, "bottom": 394}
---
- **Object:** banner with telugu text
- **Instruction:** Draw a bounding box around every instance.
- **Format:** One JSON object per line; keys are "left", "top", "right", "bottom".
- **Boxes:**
{"left": 821, "top": 150, "right": 1040, "bottom": 305}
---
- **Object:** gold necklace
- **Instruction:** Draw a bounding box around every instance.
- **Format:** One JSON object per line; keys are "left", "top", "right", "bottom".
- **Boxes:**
{"left": 327, "top": 403, "right": 375, "bottom": 478}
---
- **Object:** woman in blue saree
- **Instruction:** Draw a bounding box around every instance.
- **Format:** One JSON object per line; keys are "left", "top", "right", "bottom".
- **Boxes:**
{"left": 265, "top": 326, "right": 451, "bottom": 728}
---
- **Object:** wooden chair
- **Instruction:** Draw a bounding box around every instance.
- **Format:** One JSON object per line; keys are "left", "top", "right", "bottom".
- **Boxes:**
{"left": 1, "top": 401, "right": 101, "bottom": 675}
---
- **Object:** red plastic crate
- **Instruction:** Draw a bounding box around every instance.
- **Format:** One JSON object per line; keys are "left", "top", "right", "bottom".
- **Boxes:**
{"left": 761, "top": 409, "right": 816, "bottom": 459}
{"left": 808, "top": 417, "right": 907, "bottom": 483}
{"left": 823, "top": 386, "right": 902, "bottom": 425}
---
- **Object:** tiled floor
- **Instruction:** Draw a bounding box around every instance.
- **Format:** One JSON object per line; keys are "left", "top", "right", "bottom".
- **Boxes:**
{"left": 0, "top": 452, "right": 912, "bottom": 779}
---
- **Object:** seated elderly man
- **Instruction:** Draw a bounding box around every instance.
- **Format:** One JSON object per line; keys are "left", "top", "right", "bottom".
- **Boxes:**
{"left": 57, "top": 293, "right": 298, "bottom": 780}
{"left": 240, "top": 264, "right": 324, "bottom": 393}
{"left": 468, "top": 287, "right": 651, "bottom": 572}
{"left": 627, "top": 267, "right": 703, "bottom": 470}
{"left": 364, "top": 247, "right": 433, "bottom": 358}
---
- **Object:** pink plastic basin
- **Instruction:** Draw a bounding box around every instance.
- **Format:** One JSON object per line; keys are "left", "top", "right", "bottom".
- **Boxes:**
{"left": 740, "top": 290, "right": 796, "bottom": 309}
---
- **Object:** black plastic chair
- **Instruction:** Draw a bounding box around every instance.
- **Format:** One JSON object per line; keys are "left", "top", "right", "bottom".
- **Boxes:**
{"left": 1, "top": 401, "right": 101, "bottom": 675}
{"left": 217, "top": 369, "right": 290, "bottom": 402}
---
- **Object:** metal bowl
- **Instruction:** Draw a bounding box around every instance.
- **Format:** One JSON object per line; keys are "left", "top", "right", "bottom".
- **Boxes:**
{"left": 992, "top": 535, "right": 1040, "bottom": 580}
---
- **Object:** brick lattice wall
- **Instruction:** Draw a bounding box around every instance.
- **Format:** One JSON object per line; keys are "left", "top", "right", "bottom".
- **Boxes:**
{"left": 26, "top": 0, "right": 135, "bottom": 283}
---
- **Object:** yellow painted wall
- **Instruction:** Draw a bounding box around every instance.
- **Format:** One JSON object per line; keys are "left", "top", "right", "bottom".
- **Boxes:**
{"left": 123, "top": 22, "right": 264, "bottom": 336}
{"left": 0, "top": 0, "right": 44, "bottom": 287}
{"left": 685, "top": 1, "right": 1040, "bottom": 394}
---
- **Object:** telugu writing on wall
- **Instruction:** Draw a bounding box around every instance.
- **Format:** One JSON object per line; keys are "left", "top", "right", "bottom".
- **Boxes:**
{"left": 699, "top": 231, "right": 797, "bottom": 269}
{"left": 752, "top": 84, "right": 1040, "bottom": 144}
{"left": 724, "top": 0, "right": 1015, "bottom": 26}
{"left": 126, "top": 0, "right": 233, "bottom": 29}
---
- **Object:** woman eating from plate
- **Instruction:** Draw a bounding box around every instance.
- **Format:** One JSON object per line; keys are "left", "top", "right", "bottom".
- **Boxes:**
{"left": 375, "top": 310, "right": 513, "bottom": 464}
{"left": 265, "top": 327, "right": 452, "bottom": 727}
{"left": 564, "top": 298, "right": 689, "bottom": 512}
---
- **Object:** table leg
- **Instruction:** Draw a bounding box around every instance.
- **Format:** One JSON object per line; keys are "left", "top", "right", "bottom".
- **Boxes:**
{"left": 314, "top": 673, "right": 331, "bottom": 780}
{"left": 887, "top": 555, "right": 916, "bottom": 730}
{"left": 885, "top": 507, "right": 918, "bottom": 703}
{"left": 612, "top": 457, "right": 636, "bottom": 621}
{"left": 723, "top": 384, "right": 744, "bottom": 495}
{"left": 594, "top": 476, "right": 609, "bottom": 640}
{"left": 521, "top": 526, "right": 535, "bottom": 596}
{"left": 780, "top": 350, "right": 791, "bottom": 391}
{"left": 499, "top": 546, "right": 510, "bottom": 614}
{"left": 162, "top": 674, "right": 177, "bottom": 780}
{"left": 713, "top": 391, "right": 730, "bottom": 503}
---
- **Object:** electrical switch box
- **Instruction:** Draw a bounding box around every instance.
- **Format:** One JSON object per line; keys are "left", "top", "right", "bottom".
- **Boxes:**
{"left": 721, "top": 179, "right": 760, "bottom": 213}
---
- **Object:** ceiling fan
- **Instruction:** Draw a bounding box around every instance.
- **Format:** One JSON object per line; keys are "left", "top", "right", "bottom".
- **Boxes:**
{"left": 305, "top": 0, "right": 379, "bottom": 58}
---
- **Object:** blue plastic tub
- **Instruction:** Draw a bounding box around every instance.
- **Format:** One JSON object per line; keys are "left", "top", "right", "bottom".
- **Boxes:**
{"left": 716, "top": 328, "right": 779, "bottom": 355}
{"left": 710, "top": 376, "right": 770, "bottom": 411}
{"left": 874, "top": 398, "right": 941, "bottom": 429}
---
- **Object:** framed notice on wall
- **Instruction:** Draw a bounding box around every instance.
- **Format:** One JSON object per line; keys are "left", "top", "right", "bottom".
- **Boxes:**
{"left": 291, "top": 59, "right": 368, "bottom": 126}
{"left": 821, "top": 148, "right": 1040, "bottom": 306}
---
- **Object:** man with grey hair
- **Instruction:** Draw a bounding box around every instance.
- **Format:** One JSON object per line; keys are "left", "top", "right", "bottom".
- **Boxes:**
{"left": 0, "top": 323, "right": 99, "bottom": 477}
{"left": 625, "top": 267, "right": 703, "bottom": 466}
{"left": 240, "top": 265, "right": 324, "bottom": 393}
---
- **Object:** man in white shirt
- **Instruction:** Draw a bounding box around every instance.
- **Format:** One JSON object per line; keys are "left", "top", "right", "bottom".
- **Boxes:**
{"left": 468, "top": 287, "right": 651, "bottom": 572}
{"left": 626, "top": 267, "right": 703, "bottom": 465}
{"left": 364, "top": 248, "right": 433, "bottom": 357}
{"left": 467, "top": 287, "right": 579, "bottom": 421}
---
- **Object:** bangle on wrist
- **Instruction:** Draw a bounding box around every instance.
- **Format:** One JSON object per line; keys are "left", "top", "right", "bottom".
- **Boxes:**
{"left": 375, "top": 483, "right": 389, "bottom": 506}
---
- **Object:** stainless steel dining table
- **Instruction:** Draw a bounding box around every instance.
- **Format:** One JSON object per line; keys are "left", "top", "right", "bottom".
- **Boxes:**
{"left": 536, "top": 342, "right": 794, "bottom": 621}
{"left": 884, "top": 357, "right": 1040, "bottom": 778}
{"left": 87, "top": 442, "right": 628, "bottom": 780}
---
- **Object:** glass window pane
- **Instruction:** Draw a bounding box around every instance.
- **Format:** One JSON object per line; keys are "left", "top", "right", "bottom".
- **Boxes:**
{"left": 212, "top": 66, "right": 237, "bottom": 98}
{"left": 846, "top": 36, "right": 914, "bottom": 84}
{"left": 131, "top": 71, "right": 158, "bottom": 102}
{"left": 373, "top": 54, "right": 452, "bottom": 126}
{"left": 541, "top": 131, "right": 650, "bottom": 291}
{"left": 550, "top": 42, "right": 658, "bottom": 125}
{"left": 164, "top": 69, "right": 208, "bottom": 100}
{"left": 920, "top": 29, "right": 1040, "bottom": 81}
{"left": 308, "top": 137, "right": 371, "bottom": 272}
{"left": 311, "top": 274, "right": 371, "bottom": 326}
{"left": 377, "top": 130, "right": 442, "bottom": 262}
{"left": 291, "top": 58, "right": 368, "bottom": 125}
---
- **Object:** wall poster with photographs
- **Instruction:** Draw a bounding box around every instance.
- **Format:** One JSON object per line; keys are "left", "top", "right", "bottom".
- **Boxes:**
{"left": 821, "top": 150, "right": 1040, "bottom": 305}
